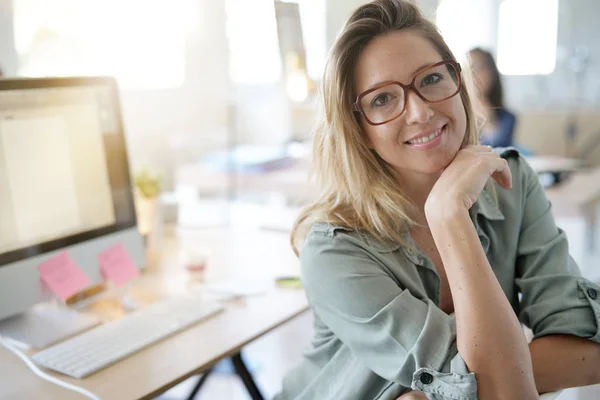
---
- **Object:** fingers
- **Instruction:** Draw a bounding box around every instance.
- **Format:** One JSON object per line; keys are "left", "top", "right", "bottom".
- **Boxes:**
{"left": 490, "top": 157, "right": 513, "bottom": 189}
{"left": 463, "top": 144, "right": 494, "bottom": 153}
{"left": 470, "top": 147, "right": 512, "bottom": 189}
{"left": 395, "top": 392, "right": 428, "bottom": 400}
{"left": 456, "top": 145, "right": 513, "bottom": 189}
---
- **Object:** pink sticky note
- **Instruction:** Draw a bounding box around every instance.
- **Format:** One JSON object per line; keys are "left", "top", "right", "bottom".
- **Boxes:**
{"left": 98, "top": 243, "right": 140, "bottom": 287}
{"left": 38, "top": 251, "right": 91, "bottom": 301}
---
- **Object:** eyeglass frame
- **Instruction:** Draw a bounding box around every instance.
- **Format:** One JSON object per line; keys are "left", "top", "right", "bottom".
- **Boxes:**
{"left": 353, "top": 59, "right": 462, "bottom": 126}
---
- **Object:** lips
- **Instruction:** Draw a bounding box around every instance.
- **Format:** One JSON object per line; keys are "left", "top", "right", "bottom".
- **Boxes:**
{"left": 405, "top": 125, "right": 446, "bottom": 145}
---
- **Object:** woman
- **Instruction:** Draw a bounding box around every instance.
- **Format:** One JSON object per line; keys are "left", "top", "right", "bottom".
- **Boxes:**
{"left": 276, "top": 1, "right": 600, "bottom": 399}
{"left": 469, "top": 47, "right": 516, "bottom": 148}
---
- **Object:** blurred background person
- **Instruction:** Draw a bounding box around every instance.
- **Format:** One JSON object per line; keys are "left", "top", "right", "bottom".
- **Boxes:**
{"left": 469, "top": 47, "right": 516, "bottom": 148}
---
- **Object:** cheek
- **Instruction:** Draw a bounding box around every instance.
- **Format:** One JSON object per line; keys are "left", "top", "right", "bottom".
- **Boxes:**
{"left": 439, "top": 98, "right": 467, "bottom": 139}
{"left": 363, "top": 124, "right": 399, "bottom": 149}
{"left": 451, "top": 98, "right": 466, "bottom": 124}
{"left": 362, "top": 125, "right": 376, "bottom": 148}
{"left": 453, "top": 102, "right": 468, "bottom": 140}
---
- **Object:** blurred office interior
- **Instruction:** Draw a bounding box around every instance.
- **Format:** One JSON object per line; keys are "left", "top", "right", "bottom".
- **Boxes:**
{"left": 0, "top": 0, "right": 599, "bottom": 399}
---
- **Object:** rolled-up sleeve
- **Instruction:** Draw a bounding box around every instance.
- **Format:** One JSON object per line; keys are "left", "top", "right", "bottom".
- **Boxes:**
{"left": 301, "top": 231, "right": 477, "bottom": 399}
{"left": 515, "top": 157, "right": 600, "bottom": 342}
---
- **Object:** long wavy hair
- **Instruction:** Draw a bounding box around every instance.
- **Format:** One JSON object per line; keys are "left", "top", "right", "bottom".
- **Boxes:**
{"left": 291, "top": 0, "right": 480, "bottom": 255}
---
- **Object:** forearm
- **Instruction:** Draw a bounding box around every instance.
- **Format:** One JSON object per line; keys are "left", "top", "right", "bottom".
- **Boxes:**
{"left": 530, "top": 334, "right": 600, "bottom": 393}
{"left": 428, "top": 207, "right": 537, "bottom": 399}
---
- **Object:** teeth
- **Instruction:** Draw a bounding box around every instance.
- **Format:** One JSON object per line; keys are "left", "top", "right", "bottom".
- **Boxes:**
{"left": 408, "top": 127, "right": 443, "bottom": 144}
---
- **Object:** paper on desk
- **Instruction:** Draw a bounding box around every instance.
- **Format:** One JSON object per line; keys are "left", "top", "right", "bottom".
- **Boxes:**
{"left": 205, "top": 279, "right": 273, "bottom": 298}
{"left": 38, "top": 251, "right": 91, "bottom": 301}
{"left": 98, "top": 243, "right": 140, "bottom": 287}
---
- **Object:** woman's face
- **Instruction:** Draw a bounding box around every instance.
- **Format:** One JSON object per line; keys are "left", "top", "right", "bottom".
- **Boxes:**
{"left": 469, "top": 50, "right": 493, "bottom": 96}
{"left": 354, "top": 30, "right": 467, "bottom": 178}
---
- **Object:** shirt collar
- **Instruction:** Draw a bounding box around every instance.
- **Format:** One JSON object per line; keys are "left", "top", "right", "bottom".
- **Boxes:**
{"left": 326, "top": 182, "right": 504, "bottom": 258}
{"left": 469, "top": 182, "right": 505, "bottom": 222}
{"left": 398, "top": 183, "right": 504, "bottom": 263}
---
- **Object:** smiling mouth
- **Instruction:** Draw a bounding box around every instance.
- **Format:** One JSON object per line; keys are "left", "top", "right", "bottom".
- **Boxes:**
{"left": 405, "top": 125, "right": 447, "bottom": 145}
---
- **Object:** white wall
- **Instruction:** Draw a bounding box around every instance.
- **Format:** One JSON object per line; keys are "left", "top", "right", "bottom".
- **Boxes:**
{"left": 0, "top": 0, "right": 16, "bottom": 76}
{"left": 325, "top": 0, "right": 366, "bottom": 50}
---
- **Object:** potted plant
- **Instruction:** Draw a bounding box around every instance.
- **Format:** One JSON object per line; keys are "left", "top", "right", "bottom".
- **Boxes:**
{"left": 133, "top": 168, "right": 161, "bottom": 238}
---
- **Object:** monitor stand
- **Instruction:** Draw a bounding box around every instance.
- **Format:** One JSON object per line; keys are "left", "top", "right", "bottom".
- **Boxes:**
{"left": 0, "top": 302, "right": 101, "bottom": 350}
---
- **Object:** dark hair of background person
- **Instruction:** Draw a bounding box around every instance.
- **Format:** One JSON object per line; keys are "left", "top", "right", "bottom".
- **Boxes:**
{"left": 470, "top": 47, "right": 504, "bottom": 109}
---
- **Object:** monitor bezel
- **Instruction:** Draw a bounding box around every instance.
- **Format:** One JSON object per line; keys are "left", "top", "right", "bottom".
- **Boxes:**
{"left": 0, "top": 76, "right": 137, "bottom": 267}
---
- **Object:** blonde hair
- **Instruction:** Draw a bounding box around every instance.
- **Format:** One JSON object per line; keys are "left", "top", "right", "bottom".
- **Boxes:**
{"left": 291, "top": 0, "right": 480, "bottom": 255}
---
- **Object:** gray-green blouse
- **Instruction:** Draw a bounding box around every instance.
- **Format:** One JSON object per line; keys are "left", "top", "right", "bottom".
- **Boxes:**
{"left": 275, "top": 148, "right": 600, "bottom": 400}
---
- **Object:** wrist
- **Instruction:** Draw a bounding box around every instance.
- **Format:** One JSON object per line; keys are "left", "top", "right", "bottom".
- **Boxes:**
{"left": 424, "top": 196, "right": 468, "bottom": 223}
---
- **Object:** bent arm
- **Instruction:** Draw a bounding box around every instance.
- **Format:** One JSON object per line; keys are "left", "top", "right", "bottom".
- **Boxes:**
{"left": 427, "top": 207, "right": 537, "bottom": 399}
{"left": 514, "top": 154, "right": 600, "bottom": 393}
{"left": 530, "top": 335, "right": 600, "bottom": 393}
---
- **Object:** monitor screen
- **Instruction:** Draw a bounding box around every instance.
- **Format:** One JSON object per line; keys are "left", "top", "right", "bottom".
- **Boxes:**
{"left": 0, "top": 77, "right": 136, "bottom": 266}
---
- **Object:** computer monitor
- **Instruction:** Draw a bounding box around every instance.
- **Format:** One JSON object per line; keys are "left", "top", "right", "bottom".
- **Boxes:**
{"left": 0, "top": 76, "right": 145, "bottom": 322}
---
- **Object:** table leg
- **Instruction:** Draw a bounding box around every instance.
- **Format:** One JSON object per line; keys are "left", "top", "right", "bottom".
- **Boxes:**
{"left": 186, "top": 368, "right": 213, "bottom": 400}
{"left": 231, "top": 352, "right": 265, "bottom": 400}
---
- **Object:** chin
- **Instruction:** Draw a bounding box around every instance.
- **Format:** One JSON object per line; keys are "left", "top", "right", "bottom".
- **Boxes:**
{"left": 420, "top": 148, "right": 459, "bottom": 174}
{"left": 417, "top": 161, "right": 449, "bottom": 175}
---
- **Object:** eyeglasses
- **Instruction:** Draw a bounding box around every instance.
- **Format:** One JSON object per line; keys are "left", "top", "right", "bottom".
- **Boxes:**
{"left": 354, "top": 60, "right": 462, "bottom": 126}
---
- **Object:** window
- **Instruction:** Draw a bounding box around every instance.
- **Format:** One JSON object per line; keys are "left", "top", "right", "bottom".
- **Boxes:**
{"left": 497, "top": 0, "right": 559, "bottom": 75}
{"left": 13, "top": 0, "right": 196, "bottom": 90}
{"left": 226, "top": 0, "right": 281, "bottom": 84}
{"left": 436, "top": 0, "right": 495, "bottom": 62}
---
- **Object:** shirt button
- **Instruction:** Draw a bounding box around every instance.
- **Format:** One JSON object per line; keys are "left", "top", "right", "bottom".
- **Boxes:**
{"left": 420, "top": 372, "right": 434, "bottom": 385}
{"left": 587, "top": 288, "right": 598, "bottom": 300}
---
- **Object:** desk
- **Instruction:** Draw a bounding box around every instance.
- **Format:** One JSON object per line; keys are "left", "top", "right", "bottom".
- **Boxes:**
{"left": 0, "top": 227, "right": 309, "bottom": 400}
{"left": 525, "top": 155, "right": 584, "bottom": 187}
{"left": 545, "top": 168, "right": 600, "bottom": 253}
{"left": 175, "top": 156, "right": 316, "bottom": 206}
{"left": 525, "top": 155, "right": 583, "bottom": 175}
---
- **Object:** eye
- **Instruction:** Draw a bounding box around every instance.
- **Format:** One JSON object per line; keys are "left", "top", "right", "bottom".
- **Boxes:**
{"left": 421, "top": 73, "right": 443, "bottom": 86}
{"left": 370, "top": 93, "right": 395, "bottom": 108}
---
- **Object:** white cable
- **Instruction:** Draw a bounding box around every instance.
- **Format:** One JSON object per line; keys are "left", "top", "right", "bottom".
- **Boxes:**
{"left": 0, "top": 335, "right": 102, "bottom": 400}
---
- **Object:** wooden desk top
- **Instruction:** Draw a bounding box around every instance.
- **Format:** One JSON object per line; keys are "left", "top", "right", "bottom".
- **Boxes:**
{"left": 0, "top": 227, "right": 308, "bottom": 400}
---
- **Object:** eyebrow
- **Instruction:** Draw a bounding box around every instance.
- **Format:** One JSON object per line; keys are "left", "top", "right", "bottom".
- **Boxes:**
{"left": 364, "top": 62, "right": 437, "bottom": 91}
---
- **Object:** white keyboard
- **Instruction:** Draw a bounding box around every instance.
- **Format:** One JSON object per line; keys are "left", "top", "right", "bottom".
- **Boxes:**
{"left": 31, "top": 292, "right": 224, "bottom": 378}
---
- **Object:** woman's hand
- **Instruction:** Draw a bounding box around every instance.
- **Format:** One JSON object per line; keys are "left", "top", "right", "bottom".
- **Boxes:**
{"left": 396, "top": 391, "right": 428, "bottom": 400}
{"left": 424, "top": 145, "right": 512, "bottom": 220}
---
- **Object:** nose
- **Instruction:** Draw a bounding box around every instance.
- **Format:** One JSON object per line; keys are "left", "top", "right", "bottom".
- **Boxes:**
{"left": 404, "top": 90, "right": 434, "bottom": 125}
